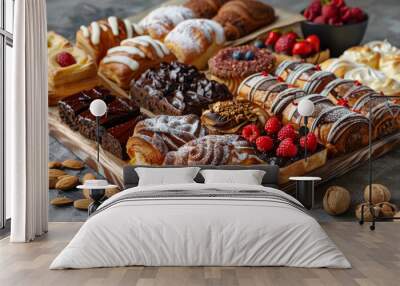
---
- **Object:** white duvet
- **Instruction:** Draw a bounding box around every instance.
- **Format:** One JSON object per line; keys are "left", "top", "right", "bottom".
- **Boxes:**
{"left": 50, "top": 183, "right": 351, "bottom": 269}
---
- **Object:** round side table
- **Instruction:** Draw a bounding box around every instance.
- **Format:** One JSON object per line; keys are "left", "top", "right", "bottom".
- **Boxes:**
{"left": 289, "top": 176, "right": 321, "bottom": 210}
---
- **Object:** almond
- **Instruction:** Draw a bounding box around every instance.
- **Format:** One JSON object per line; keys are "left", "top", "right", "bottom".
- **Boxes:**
{"left": 62, "top": 159, "right": 84, "bottom": 170}
{"left": 73, "top": 198, "right": 92, "bottom": 210}
{"left": 49, "top": 176, "right": 58, "bottom": 189}
{"left": 49, "top": 169, "right": 67, "bottom": 189}
{"left": 50, "top": 197, "right": 73, "bottom": 206}
{"left": 48, "top": 161, "right": 62, "bottom": 169}
{"left": 55, "top": 175, "right": 79, "bottom": 191}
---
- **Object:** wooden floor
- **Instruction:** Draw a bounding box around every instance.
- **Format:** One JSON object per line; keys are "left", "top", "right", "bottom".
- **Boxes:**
{"left": 0, "top": 222, "right": 399, "bottom": 286}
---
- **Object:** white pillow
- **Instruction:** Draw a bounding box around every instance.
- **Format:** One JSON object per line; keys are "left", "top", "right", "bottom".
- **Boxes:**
{"left": 136, "top": 167, "right": 200, "bottom": 186}
{"left": 200, "top": 169, "right": 266, "bottom": 185}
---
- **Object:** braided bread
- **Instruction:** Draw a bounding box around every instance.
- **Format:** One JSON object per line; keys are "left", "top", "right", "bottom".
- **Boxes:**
{"left": 163, "top": 135, "right": 264, "bottom": 165}
{"left": 76, "top": 17, "right": 143, "bottom": 64}
{"left": 98, "top": 36, "right": 176, "bottom": 90}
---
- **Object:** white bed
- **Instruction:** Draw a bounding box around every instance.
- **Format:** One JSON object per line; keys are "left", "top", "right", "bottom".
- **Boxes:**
{"left": 50, "top": 183, "right": 351, "bottom": 269}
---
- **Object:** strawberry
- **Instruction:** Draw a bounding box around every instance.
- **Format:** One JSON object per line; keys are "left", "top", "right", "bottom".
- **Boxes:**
{"left": 322, "top": 3, "right": 339, "bottom": 19}
{"left": 56, "top": 52, "right": 76, "bottom": 67}
{"left": 304, "top": 1, "right": 322, "bottom": 21}
{"left": 292, "top": 41, "right": 314, "bottom": 58}
{"left": 276, "top": 138, "right": 298, "bottom": 158}
{"left": 256, "top": 136, "right": 274, "bottom": 152}
{"left": 274, "top": 34, "right": 297, "bottom": 55}
{"left": 264, "top": 117, "right": 281, "bottom": 134}
{"left": 305, "top": 35, "right": 321, "bottom": 53}
{"left": 265, "top": 31, "right": 281, "bottom": 47}
{"left": 242, "top": 124, "right": 260, "bottom": 143}
{"left": 313, "top": 15, "right": 326, "bottom": 24}
{"left": 277, "top": 124, "right": 297, "bottom": 141}
{"left": 286, "top": 31, "right": 299, "bottom": 40}
{"left": 300, "top": 133, "right": 318, "bottom": 152}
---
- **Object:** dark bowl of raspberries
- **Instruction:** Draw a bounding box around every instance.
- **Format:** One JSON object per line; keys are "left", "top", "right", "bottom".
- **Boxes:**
{"left": 301, "top": 0, "right": 368, "bottom": 57}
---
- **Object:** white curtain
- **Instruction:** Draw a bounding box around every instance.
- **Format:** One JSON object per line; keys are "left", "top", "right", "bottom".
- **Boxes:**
{"left": 8, "top": 0, "right": 48, "bottom": 242}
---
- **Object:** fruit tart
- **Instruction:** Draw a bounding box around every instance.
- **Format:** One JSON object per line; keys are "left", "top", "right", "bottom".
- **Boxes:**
{"left": 258, "top": 31, "right": 330, "bottom": 67}
{"left": 208, "top": 45, "right": 275, "bottom": 94}
{"left": 48, "top": 47, "right": 98, "bottom": 105}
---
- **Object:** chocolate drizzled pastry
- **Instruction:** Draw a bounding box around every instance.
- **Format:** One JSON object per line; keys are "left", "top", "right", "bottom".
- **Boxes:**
{"left": 130, "top": 61, "right": 232, "bottom": 116}
{"left": 78, "top": 97, "right": 140, "bottom": 141}
{"left": 201, "top": 100, "right": 268, "bottom": 134}
{"left": 58, "top": 87, "right": 113, "bottom": 130}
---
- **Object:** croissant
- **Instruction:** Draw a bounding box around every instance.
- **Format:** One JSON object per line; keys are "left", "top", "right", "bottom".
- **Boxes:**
{"left": 184, "top": 0, "right": 231, "bottom": 18}
{"left": 98, "top": 35, "right": 176, "bottom": 90}
{"left": 164, "top": 19, "right": 225, "bottom": 70}
{"left": 282, "top": 94, "right": 369, "bottom": 156}
{"left": 138, "top": 6, "right": 195, "bottom": 41}
{"left": 163, "top": 135, "right": 264, "bottom": 166}
{"left": 236, "top": 73, "right": 306, "bottom": 117}
{"left": 126, "top": 115, "right": 204, "bottom": 165}
{"left": 213, "top": 0, "right": 275, "bottom": 41}
{"left": 76, "top": 16, "right": 143, "bottom": 64}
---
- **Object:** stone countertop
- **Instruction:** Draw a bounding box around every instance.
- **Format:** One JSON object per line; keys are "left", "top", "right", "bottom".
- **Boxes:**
{"left": 47, "top": 0, "right": 400, "bottom": 222}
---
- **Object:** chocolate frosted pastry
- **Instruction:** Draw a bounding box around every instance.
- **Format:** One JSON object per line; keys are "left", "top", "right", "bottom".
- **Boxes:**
{"left": 164, "top": 135, "right": 264, "bottom": 165}
{"left": 275, "top": 60, "right": 336, "bottom": 94}
{"left": 282, "top": 94, "right": 369, "bottom": 156}
{"left": 78, "top": 97, "right": 140, "bottom": 141}
{"left": 101, "top": 116, "right": 145, "bottom": 160}
{"left": 126, "top": 115, "right": 204, "bottom": 165}
{"left": 58, "top": 87, "right": 113, "bottom": 130}
{"left": 237, "top": 73, "right": 306, "bottom": 117}
{"left": 208, "top": 45, "right": 275, "bottom": 94}
{"left": 321, "top": 78, "right": 400, "bottom": 138}
{"left": 184, "top": 0, "right": 230, "bottom": 18}
{"left": 201, "top": 100, "right": 268, "bottom": 134}
{"left": 130, "top": 61, "right": 232, "bottom": 116}
{"left": 213, "top": 0, "right": 275, "bottom": 41}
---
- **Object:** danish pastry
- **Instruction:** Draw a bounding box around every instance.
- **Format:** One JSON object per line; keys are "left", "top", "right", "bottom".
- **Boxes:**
{"left": 98, "top": 35, "right": 176, "bottom": 90}
{"left": 213, "top": 0, "right": 275, "bottom": 41}
{"left": 365, "top": 40, "right": 400, "bottom": 55}
{"left": 340, "top": 46, "right": 380, "bottom": 69}
{"left": 379, "top": 54, "right": 400, "bottom": 83}
{"left": 47, "top": 31, "right": 71, "bottom": 54}
{"left": 164, "top": 19, "right": 225, "bottom": 70}
{"left": 76, "top": 16, "right": 143, "bottom": 64}
{"left": 320, "top": 58, "right": 359, "bottom": 78}
{"left": 184, "top": 0, "right": 230, "bottom": 18}
{"left": 138, "top": 6, "right": 195, "bottom": 41}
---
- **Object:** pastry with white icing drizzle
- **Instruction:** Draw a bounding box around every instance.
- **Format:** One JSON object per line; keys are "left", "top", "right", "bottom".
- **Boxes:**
{"left": 76, "top": 16, "right": 143, "bottom": 64}
{"left": 98, "top": 35, "right": 176, "bottom": 90}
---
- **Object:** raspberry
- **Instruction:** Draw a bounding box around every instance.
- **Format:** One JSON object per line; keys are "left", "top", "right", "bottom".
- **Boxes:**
{"left": 56, "top": 52, "right": 76, "bottom": 67}
{"left": 313, "top": 15, "right": 326, "bottom": 24}
{"left": 277, "top": 124, "right": 297, "bottom": 141}
{"left": 322, "top": 3, "right": 339, "bottom": 19}
{"left": 242, "top": 124, "right": 260, "bottom": 143}
{"left": 332, "top": 0, "right": 346, "bottom": 8}
{"left": 276, "top": 138, "right": 298, "bottom": 158}
{"left": 264, "top": 117, "right": 281, "bottom": 134}
{"left": 300, "top": 133, "right": 318, "bottom": 152}
{"left": 274, "top": 34, "right": 297, "bottom": 55}
{"left": 350, "top": 7, "right": 365, "bottom": 23}
{"left": 256, "top": 136, "right": 274, "bottom": 152}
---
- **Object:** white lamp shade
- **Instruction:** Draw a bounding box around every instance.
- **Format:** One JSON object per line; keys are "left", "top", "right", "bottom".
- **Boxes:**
{"left": 297, "top": 99, "right": 315, "bottom": 117}
{"left": 89, "top": 99, "right": 107, "bottom": 117}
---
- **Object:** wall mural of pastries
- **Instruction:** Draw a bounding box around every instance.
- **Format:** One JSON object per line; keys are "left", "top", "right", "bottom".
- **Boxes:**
{"left": 47, "top": 0, "right": 400, "bottom": 188}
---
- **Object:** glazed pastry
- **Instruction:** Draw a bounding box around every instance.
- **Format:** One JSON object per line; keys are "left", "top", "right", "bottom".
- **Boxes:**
{"left": 47, "top": 31, "right": 71, "bottom": 54}
{"left": 213, "top": 0, "right": 275, "bottom": 41}
{"left": 164, "top": 19, "right": 225, "bottom": 70}
{"left": 184, "top": 0, "right": 230, "bottom": 18}
{"left": 320, "top": 58, "right": 360, "bottom": 78}
{"left": 138, "top": 6, "right": 195, "bottom": 41}
{"left": 365, "top": 40, "right": 400, "bottom": 55}
{"left": 163, "top": 135, "right": 264, "bottom": 165}
{"left": 98, "top": 35, "right": 176, "bottom": 90}
{"left": 48, "top": 46, "right": 99, "bottom": 105}
{"left": 76, "top": 16, "right": 143, "bottom": 64}
{"left": 281, "top": 94, "right": 369, "bottom": 156}
{"left": 78, "top": 97, "right": 140, "bottom": 141}
{"left": 321, "top": 78, "right": 400, "bottom": 138}
{"left": 130, "top": 61, "right": 232, "bottom": 116}
{"left": 340, "top": 46, "right": 380, "bottom": 69}
{"left": 201, "top": 100, "right": 268, "bottom": 134}
{"left": 274, "top": 60, "right": 336, "bottom": 94}
{"left": 58, "top": 87, "right": 113, "bottom": 130}
{"left": 344, "top": 66, "right": 400, "bottom": 96}
{"left": 126, "top": 115, "right": 204, "bottom": 165}
{"left": 208, "top": 45, "right": 275, "bottom": 94}
{"left": 379, "top": 54, "right": 400, "bottom": 82}
{"left": 236, "top": 73, "right": 306, "bottom": 117}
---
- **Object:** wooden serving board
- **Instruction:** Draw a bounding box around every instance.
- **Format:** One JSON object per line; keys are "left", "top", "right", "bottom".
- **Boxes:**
{"left": 49, "top": 107, "right": 400, "bottom": 191}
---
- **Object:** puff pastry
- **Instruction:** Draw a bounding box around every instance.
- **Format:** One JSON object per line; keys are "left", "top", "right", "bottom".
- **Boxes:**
{"left": 98, "top": 35, "right": 176, "bottom": 90}
{"left": 47, "top": 31, "right": 71, "bottom": 54}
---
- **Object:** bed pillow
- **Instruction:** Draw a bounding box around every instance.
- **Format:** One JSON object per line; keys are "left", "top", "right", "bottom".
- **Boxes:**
{"left": 200, "top": 169, "right": 266, "bottom": 185}
{"left": 136, "top": 167, "right": 200, "bottom": 186}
